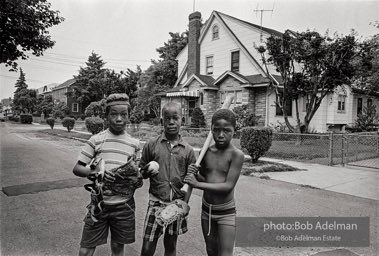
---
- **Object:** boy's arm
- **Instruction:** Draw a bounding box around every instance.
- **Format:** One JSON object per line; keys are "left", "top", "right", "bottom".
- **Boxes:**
{"left": 184, "top": 150, "right": 244, "bottom": 193}
{"left": 73, "top": 161, "right": 95, "bottom": 177}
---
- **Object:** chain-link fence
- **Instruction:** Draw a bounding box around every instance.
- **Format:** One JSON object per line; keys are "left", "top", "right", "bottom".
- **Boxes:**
{"left": 124, "top": 124, "right": 379, "bottom": 168}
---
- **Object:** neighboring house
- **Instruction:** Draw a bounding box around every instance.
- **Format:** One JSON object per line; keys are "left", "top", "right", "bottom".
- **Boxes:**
{"left": 52, "top": 78, "right": 84, "bottom": 117}
{"left": 160, "top": 10, "right": 379, "bottom": 132}
{"left": 36, "top": 83, "right": 58, "bottom": 97}
{"left": 1, "top": 98, "right": 13, "bottom": 116}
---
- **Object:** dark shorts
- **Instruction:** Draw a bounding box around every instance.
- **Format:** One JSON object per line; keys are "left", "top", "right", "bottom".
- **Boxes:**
{"left": 143, "top": 200, "right": 187, "bottom": 242}
{"left": 80, "top": 198, "right": 135, "bottom": 248}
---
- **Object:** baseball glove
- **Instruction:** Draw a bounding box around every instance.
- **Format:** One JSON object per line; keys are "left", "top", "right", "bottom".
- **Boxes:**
{"left": 102, "top": 157, "right": 143, "bottom": 200}
{"left": 154, "top": 199, "right": 190, "bottom": 229}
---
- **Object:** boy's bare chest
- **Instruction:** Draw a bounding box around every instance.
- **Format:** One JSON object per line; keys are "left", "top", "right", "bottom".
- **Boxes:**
{"left": 203, "top": 151, "right": 231, "bottom": 175}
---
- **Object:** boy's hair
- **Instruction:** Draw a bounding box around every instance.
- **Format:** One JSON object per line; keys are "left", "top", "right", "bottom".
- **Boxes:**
{"left": 105, "top": 93, "right": 130, "bottom": 115}
{"left": 161, "top": 102, "right": 182, "bottom": 117}
{"left": 211, "top": 109, "right": 236, "bottom": 128}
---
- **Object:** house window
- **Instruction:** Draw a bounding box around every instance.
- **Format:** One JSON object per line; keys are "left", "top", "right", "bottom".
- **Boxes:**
{"left": 275, "top": 95, "right": 292, "bottom": 116}
{"left": 367, "top": 98, "right": 372, "bottom": 107}
{"left": 200, "top": 92, "right": 204, "bottom": 105}
{"left": 337, "top": 95, "right": 345, "bottom": 112}
{"left": 357, "top": 98, "right": 362, "bottom": 115}
{"left": 206, "top": 56, "right": 214, "bottom": 75}
{"left": 220, "top": 91, "right": 242, "bottom": 104}
{"left": 231, "top": 51, "right": 240, "bottom": 72}
{"left": 212, "top": 25, "right": 219, "bottom": 40}
{"left": 72, "top": 103, "right": 79, "bottom": 113}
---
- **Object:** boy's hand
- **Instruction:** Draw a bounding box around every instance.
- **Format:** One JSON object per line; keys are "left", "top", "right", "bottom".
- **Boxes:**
{"left": 187, "top": 163, "right": 199, "bottom": 175}
{"left": 104, "top": 169, "right": 116, "bottom": 183}
{"left": 184, "top": 173, "right": 198, "bottom": 188}
{"left": 140, "top": 161, "right": 159, "bottom": 179}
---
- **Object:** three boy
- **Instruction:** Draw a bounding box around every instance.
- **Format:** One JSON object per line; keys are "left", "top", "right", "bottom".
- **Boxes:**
{"left": 74, "top": 96, "right": 243, "bottom": 256}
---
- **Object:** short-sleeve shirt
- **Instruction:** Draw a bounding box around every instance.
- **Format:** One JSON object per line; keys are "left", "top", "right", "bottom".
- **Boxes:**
{"left": 78, "top": 129, "right": 140, "bottom": 205}
{"left": 139, "top": 133, "right": 196, "bottom": 202}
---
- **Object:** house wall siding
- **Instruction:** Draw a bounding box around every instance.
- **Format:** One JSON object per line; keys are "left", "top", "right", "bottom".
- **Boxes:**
{"left": 199, "top": 18, "right": 259, "bottom": 78}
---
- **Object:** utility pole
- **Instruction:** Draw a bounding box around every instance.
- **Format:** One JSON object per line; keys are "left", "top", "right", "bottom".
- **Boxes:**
{"left": 253, "top": 5, "right": 274, "bottom": 42}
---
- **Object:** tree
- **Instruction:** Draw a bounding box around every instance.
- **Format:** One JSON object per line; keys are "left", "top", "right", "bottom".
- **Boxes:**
{"left": 259, "top": 30, "right": 356, "bottom": 133}
{"left": 1, "top": 0, "right": 64, "bottom": 71}
{"left": 13, "top": 68, "right": 37, "bottom": 114}
{"left": 72, "top": 52, "right": 108, "bottom": 107}
{"left": 72, "top": 52, "right": 141, "bottom": 109}
{"left": 352, "top": 34, "right": 379, "bottom": 93}
{"left": 134, "top": 32, "right": 188, "bottom": 119}
{"left": 36, "top": 94, "right": 53, "bottom": 116}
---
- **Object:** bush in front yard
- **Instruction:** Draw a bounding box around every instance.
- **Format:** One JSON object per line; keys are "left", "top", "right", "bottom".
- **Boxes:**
{"left": 191, "top": 107, "right": 206, "bottom": 128}
{"left": 85, "top": 116, "right": 104, "bottom": 134}
{"left": 20, "top": 114, "right": 33, "bottom": 124}
{"left": 240, "top": 127, "right": 273, "bottom": 162}
{"left": 46, "top": 118, "right": 55, "bottom": 129}
{"left": 62, "top": 117, "right": 75, "bottom": 132}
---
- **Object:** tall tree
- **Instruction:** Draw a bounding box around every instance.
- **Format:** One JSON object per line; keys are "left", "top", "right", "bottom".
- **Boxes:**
{"left": 36, "top": 94, "right": 53, "bottom": 116}
{"left": 134, "top": 32, "right": 188, "bottom": 118}
{"left": 13, "top": 68, "right": 37, "bottom": 113}
{"left": 1, "top": 0, "right": 64, "bottom": 71}
{"left": 259, "top": 30, "right": 356, "bottom": 133}
{"left": 352, "top": 34, "right": 379, "bottom": 93}
{"left": 72, "top": 52, "right": 108, "bottom": 107}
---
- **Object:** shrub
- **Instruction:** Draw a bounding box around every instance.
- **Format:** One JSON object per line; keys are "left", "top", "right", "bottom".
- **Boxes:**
{"left": 46, "top": 118, "right": 55, "bottom": 129}
{"left": 130, "top": 108, "right": 144, "bottom": 124}
{"left": 191, "top": 107, "right": 206, "bottom": 128}
{"left": 355, "top": 105, "right": 378, "bottom": 131}
{"left": 85, "top": 101, "right": 104, "bottom": 117}
{"left": 20, "top": 114, "right": 33, "bottom": 124}
{"left": 85, "top": 117, "right": 104, "bottom": 134}
{"left": 62, "top": 117, "right": 75, "bottom": 132}
{"left": 240, "top": 127, "right": 273, "bottom": 163}
{"left": 233, "top": 105, "right": 260, "bottom": 131}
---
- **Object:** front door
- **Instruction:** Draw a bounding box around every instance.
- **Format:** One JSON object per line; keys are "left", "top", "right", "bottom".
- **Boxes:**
{"left": 188, "top": 98, "right": 198, "bottom": 125}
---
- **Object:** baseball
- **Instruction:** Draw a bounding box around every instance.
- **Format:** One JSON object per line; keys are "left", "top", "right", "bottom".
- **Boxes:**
{"left": 148, "top": 161, "right": 160, "bottom": 173}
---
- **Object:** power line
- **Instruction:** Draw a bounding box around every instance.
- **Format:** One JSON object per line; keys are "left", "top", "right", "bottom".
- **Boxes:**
{"left": 0, "top": 75, "right": 58, "bottom": 84}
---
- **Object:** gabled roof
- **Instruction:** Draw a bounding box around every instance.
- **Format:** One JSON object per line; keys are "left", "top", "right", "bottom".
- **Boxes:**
{"left": 52, "top": 78, "right": 76, "bottom": 91}
{"left": 214, "top": 71, "right": 272, "bottom": 86}
{"left": 216, "top": 11, "right": 282, "bottom": 37}
{"left": 182, "top": 74, "right": 217, "bottom": 89}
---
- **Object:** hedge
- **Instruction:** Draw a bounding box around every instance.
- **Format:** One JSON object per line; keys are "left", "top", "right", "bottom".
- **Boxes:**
{"left": 240, "top": 127, "right": 273, "bottom": 162}
{"left": 46, "top": 118, "right": 55, "bottom": 130}
{"left": 20, "top": 114, "right": 33, "bottom": 124}
{"left": 85, "top": 116, "right": 104, "bottom": 134}
{"left": 62, "top": 117, "right": 75, "bottom": 132}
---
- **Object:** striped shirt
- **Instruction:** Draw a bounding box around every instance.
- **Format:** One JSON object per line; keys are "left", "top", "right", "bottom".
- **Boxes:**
{"left": 78, "top": 129, "right": 140, "bottom": 204}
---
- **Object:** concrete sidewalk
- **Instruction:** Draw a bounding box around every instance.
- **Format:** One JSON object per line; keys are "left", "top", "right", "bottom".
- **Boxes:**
{"left": 39, "top": 124, "right": 379, "bottom": 201}
{"left": 256, "top": 157, "right": 379, "bottom": 201}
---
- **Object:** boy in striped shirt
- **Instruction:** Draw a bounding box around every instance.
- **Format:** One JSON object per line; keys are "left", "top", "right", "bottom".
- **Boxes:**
{"left": 73, "top": 93, "right": 140, "bottom": 256}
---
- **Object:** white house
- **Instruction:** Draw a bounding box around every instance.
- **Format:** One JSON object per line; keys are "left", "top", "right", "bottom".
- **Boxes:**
{"left": 160, "top": 10, "right": 379, "bottom": 132}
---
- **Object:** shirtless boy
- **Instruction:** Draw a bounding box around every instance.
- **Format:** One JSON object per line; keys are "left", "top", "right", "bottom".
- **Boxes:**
{"left": 184, "top": 109, "right": 244, "bottom": 256}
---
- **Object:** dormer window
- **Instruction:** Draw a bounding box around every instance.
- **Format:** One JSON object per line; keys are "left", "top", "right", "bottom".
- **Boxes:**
{"left": 212, "top": 25, "right": 219, "bottom": 40}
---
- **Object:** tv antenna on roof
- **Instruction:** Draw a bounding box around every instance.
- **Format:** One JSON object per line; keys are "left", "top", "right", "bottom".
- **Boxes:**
{"left": 253, "top": 3, "right": 274, "bottom": 42}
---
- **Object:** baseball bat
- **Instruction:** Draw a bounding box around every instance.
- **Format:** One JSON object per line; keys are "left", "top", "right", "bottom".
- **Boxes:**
{"left": 182, "top": 94, "right": 235, "bottom": 202}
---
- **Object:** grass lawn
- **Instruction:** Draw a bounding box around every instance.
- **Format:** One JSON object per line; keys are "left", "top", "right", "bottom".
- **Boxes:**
{"left": 39, "top": 129, "right": 91, "bottom": 141}
{"left": 241, "top": 160, "right": 302, "bottom": 176}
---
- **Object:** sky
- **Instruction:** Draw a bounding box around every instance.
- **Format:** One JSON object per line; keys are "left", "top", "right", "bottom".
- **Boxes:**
{"left": 1, "top": 0, "right": 378, "bottom": 99}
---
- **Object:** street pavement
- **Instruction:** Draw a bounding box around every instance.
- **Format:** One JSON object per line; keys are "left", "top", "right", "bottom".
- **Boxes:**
{"left": 1, "top": 122, "right": 378, "bottom": 256}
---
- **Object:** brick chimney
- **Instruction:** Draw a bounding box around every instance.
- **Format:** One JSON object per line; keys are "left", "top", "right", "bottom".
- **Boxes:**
{"left": 188, "top": 11, "right": 201, "bottom": 77}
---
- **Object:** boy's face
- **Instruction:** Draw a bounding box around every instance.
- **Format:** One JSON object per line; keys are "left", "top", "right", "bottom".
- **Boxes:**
{"left": 162, "top": 107, "right": 181, "bottom": 136}
{"left": 212, "top": 118, "right": 234, "bottom": 149}
{"left": 107, "top": 105, "right": 129, "bottom": 134}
